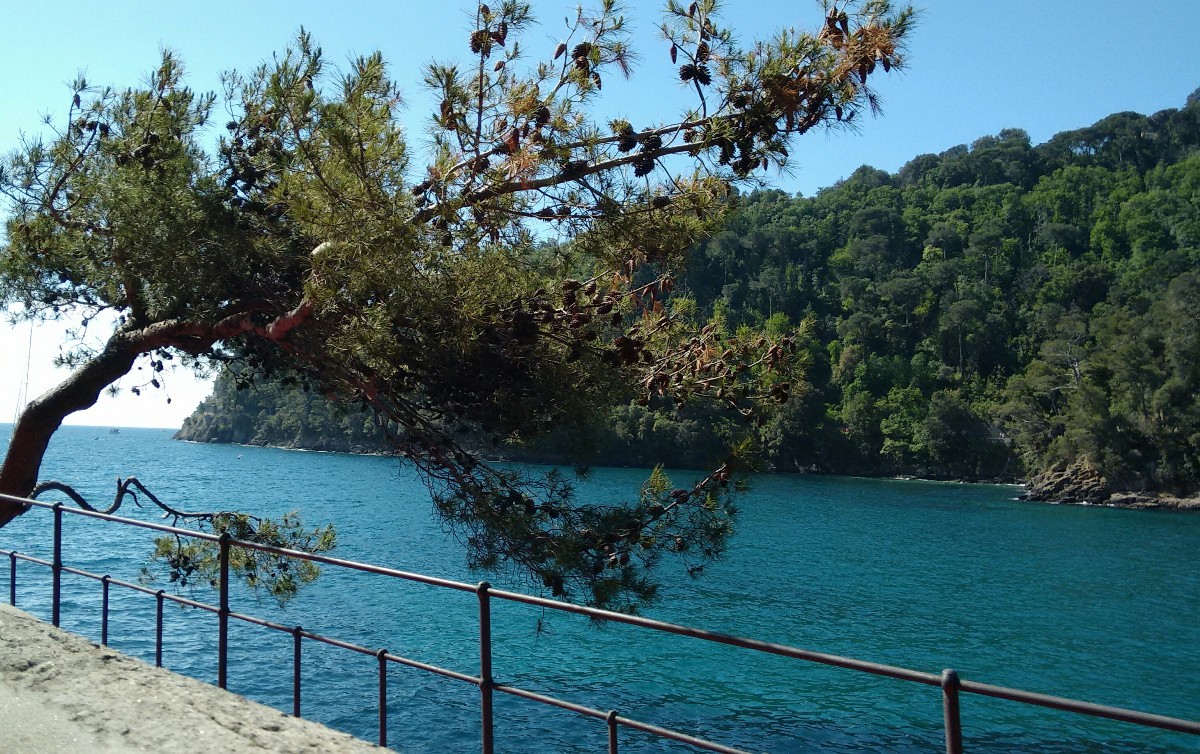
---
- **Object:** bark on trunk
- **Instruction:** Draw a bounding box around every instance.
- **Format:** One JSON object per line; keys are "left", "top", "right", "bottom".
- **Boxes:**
{"left": 0, "top": 303, "right": 313, "bottom": 527}
{"left": 0, "top": 329, "right": 154, "bottom": 526}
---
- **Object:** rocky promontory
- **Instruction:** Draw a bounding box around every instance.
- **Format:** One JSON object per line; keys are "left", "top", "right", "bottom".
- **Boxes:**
{"left": 173, "top": 408, "right": 391, "bottom": 455}
{"left": 1022, "top": 460, "right": 1200, "bottom": 511}
{"left": 1022, "top": 460, "right": 1108, "bottom": 504}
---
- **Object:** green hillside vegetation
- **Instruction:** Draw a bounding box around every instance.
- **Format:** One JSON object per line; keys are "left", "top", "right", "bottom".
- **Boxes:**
{"left": 179, "top": 90, "right": 1200, "bottom": 498}
{"left": 177, "top": 368, "right": 392, "bottom": 454}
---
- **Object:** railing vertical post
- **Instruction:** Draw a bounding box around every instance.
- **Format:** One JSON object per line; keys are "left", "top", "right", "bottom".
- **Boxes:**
{"left": 377, "top": 649, "right": 388, "bottom": 748}
{"left": 292, "top": 625, "right": 303, "bottom": 717}
{"left": 941, "top": 669, "right": 963, "bottom": 754}
{"left": 155, "top": 590, "right": 165, "bottom": 667}
{"left": 477, "top": 581, "right": 495, "bottom": 754}
{"left": 607, "top": 710, "right": 619, "bottom": 754}
{"left": 100, "top": 575, "right": 110, "bottom": 646}
{"left": 8, "top": 551, "right": 16, "bottom": 606}
{"left": 51, "top": 502, "right": 63, "bottom": 627}
{"left": 217, "top": 532, "right": 231, "bottom": 689}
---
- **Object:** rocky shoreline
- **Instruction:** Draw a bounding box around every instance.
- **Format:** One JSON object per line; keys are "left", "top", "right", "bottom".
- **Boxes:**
{"left": 1020, "top": 460, "right": 1200, "bottom": 511}
{"left": 173, "top": 431, "right": 1200, "bottom": 513}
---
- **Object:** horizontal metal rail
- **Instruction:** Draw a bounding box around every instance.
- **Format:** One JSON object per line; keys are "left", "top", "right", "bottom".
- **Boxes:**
{"left": 3, "top": 492, "right": 1199, "bottom": 754}
{"left": 10, "top": 550, "right": 484, "bottom": 684}
{"left": 957, "top": 679, "right": 1200, "bottom": 736}
{"left": 490, "top": 585, "right": 943, "bottom": 686}
{"left": 493, "top": 683, "right": 752, "bottom": 754}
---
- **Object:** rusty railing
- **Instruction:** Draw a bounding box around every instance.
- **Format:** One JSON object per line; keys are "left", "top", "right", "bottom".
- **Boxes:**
{"left": 2, "top": 494, "right": 1199, "bottom": 753}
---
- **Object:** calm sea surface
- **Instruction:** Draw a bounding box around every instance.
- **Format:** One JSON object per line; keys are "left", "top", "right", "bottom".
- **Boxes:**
{"left": 1, "top": 424, "right": 1197, "bottom": 752}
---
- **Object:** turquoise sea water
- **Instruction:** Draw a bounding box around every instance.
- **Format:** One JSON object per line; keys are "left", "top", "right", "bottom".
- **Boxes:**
{"left": 1, "top": 424, "right": 1198, "bottom": 752}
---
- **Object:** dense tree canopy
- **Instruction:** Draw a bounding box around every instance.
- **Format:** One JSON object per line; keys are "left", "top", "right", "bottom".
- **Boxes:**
{"left": 0, "top": 1, "right": 913, "bottom": 609}
{"left": 187, "top": 90, "right": 1200, "bottom": 502}
{"left": 679, "top": 96, "right": 1200, "bottom": 493}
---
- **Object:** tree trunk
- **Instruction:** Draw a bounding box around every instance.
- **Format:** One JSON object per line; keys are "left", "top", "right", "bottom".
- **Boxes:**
{"left": 0, "top": 303, "right": 311, "bottom": 527}
{"left": 0, "top": 327, "right": 164, "bottom": 526}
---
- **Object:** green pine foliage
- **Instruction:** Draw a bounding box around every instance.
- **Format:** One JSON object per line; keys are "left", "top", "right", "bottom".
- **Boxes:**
{"left": 185, "top": 90, "right": 1200, "bottom": 493}
{"left": 4, "top": 2, "right": 917, "bottom": 609}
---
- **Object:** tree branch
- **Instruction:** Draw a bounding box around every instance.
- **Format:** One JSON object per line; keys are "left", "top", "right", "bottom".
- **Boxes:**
{"left": 31, "top": 477, "right": 215, "bottom": 521}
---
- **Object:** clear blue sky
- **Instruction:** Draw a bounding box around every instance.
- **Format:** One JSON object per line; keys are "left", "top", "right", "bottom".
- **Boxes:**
{"left": 2, "top": 0, "right": 1199, "bottom": 428}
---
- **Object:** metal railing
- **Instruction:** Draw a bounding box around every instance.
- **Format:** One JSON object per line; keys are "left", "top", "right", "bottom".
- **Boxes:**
{"left": 2, "top": 493, "right": 1199, "bottom": 753}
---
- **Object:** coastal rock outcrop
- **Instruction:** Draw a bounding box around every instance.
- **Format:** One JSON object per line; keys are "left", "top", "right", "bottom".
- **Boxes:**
{"left": 1022, "top": 460, "right": 1107, "bottom": 504}
{"left": 1022, "top": 461, "right": 1200, "bottom": 511}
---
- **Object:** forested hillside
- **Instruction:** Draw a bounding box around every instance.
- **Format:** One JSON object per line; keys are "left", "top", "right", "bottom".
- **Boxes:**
{"left": 179, "top": 90, "right": 1200, "bottom": 499}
